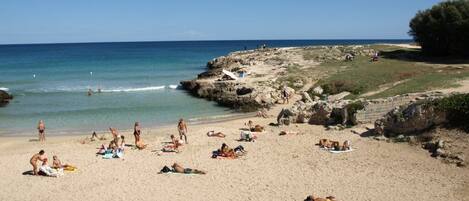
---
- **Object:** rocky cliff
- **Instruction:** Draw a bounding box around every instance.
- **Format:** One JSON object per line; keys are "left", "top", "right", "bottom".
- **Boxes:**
{"left": 180, "top": 48, "right": 298, "bottom": 111}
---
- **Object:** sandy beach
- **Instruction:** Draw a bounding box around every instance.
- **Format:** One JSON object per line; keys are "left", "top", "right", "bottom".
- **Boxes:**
{"left": 1, "top": 97, "right": 468, "bottom": 201}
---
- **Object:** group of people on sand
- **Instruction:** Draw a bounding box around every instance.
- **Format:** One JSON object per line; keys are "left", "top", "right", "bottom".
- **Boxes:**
{"left": 29, "top": 150, "right": 75, "bottom": 177}
{"left": 318, "top": 139, "right": 351, "bottom": 151}
{"left": 212, "top": 143, "right": 246, "bottom": 159}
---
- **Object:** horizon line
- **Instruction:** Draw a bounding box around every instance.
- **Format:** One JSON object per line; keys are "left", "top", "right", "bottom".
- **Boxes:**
{"left": 0, "top": 38, "right": 413, "bottom": 46}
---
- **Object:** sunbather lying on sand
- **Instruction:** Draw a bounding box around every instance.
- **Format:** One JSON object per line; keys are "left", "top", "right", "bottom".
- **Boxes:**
{"left": 246, "top": 120, "right": 264, "bottom": 132}
{"left": 159, "top": 163, "right": 206, "bottom": 175}
{"left": 318, "top": 139, "right": 351, "bottom": 151}
{"left": 162, "top": 135, "right": 183, "bottom": 152}
{"left": 207, "top": 131, "right": 226, "bottom": 138}
{"left": 304, "top": 194, "right": 337, "bottom": 201}
{"left": 279, "top": 131, "right": 299, "bottom": 135}
{"left": 212, "top": 143, "right": 246, "bottom": 159}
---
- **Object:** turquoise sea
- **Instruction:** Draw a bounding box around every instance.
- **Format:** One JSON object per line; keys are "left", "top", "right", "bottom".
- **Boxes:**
{"left": 0, "top": 40, "right": 411, "bottom": 136}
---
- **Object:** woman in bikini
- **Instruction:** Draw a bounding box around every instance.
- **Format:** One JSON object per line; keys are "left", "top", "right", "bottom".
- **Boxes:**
{"left": 37, "top": 120, "right": 46, "bottom": 142}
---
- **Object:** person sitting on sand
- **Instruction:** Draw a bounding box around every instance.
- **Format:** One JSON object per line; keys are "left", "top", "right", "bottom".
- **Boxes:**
{"left": 162, "top": 135, "right": 183, "bottom": 152}
{"left": 159, "top": 163, "right": 206, "bottom": 175}
{"left": 52, "top": 155, "right": 73, "bottom": 169}
{"left": 341, "top": 140, "right": 351, "bottom": 151}
{"left": 30, "top": 150, "right": 46, "bottom": 175}
{"left": 207, "top": 131, "right": 226, "bottom": 138}
{"left": 177, "top": 118, "right": 188, "bottom": 144}
{"left": 37, "top": 120, "right": 46, "bottom": 142}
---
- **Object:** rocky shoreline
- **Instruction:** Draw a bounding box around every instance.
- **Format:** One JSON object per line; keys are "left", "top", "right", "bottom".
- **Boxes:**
{"left": 180, "top": 45, "right": 377, "bottom": 111}
{"left": 181, "top": 45, "right": 468, "bottom": 168}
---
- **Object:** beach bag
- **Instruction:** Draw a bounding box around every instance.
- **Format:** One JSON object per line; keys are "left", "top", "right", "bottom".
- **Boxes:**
{"left": 240, "top": 131, "right": 252, "bottom": 141}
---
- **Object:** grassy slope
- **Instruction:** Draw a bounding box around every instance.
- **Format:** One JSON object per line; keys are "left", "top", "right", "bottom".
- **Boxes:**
{"left": 310, "top": 45, "right": 469, "bottom": 99}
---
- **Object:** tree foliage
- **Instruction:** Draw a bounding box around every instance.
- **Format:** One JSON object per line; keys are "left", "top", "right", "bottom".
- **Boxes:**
{"left": 409, "top": 0, "right": 469, "bottom": 56}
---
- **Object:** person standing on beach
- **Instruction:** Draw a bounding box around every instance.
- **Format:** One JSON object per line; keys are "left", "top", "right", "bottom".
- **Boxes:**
{"left": 177, "top": 118, "right": 188, "bottom": 144}
{"left": 133, "top": 122, "right": 141, "bottom": 146}
{"left": 30, "top": 150, "right": 46, "bottom": 175}
{"left": 37, "top": 120, "right": 46, "bottom": 142}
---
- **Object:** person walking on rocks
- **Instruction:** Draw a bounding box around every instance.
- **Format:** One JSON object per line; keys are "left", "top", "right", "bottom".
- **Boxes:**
{"left": 178, "top": 118, "right": 188, "bottom": 144}
{"left": 282, "top": 87, "right": 290, "bottom": 104}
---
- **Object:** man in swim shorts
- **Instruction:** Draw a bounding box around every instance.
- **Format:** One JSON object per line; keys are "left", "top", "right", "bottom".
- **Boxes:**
{"left": 177, "top": 118, "right": 188, "bottom": 144}
{"left": 37, "top": 120, "right": 45, "bottom": 142}
{"left": 30, "top": 150, "right": 46, "bottom": 175}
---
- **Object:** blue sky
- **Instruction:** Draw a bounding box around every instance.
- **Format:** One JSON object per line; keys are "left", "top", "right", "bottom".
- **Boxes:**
{"left": 0, "top": 0, "right": 441, "bottom": 44}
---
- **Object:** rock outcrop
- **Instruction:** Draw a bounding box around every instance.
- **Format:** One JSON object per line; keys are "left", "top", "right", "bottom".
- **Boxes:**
{"left": 374, "top": 101, "right": 447, "bottom": 137}
{"left": 0, "top": 90, "right": 13, "bottom": 107}
{"left": 180, "top": 48, "right": 299, "bottom": 111}
{"left": 180, "top": 79, "right": 291, "bottom": 110}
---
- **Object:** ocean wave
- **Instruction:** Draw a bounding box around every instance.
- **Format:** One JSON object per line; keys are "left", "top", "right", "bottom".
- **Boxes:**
{"left": 21, "top": 85, "right": 180, "bottom": 93}
{"left": 168, "top": 84, "right": 180, "bottom": 89}
{"left": 0, "top": 87, "right": 9, "bottom": 91}
{"left": 101, "top": 86, "right": 166, "bottom": 92}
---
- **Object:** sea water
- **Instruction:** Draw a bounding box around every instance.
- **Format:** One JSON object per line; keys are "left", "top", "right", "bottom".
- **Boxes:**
{"left": 0, "top": 40, "right": 411, "bottom": 135}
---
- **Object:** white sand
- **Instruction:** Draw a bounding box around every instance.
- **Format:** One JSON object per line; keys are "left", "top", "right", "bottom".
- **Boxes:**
{"left": 1, "top": 102, "right": 468, "bottom": 201}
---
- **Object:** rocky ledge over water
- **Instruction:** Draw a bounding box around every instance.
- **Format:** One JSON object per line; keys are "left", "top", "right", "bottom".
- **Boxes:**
{"left": 180, "top": 45, "right": 375, "bottom": 111}
{"left": 0, "top": 90, "right": 13, "bottom": 107}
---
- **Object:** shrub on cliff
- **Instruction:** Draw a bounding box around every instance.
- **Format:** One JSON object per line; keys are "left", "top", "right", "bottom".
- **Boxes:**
{"left": 409, "top": 0, "right": 469, "bottom": 56}
{"left": 434, "top": 93, "right": 469, "bottom": 131}
{"left": 319, "top": 80, "right": 364, "bottom": 95}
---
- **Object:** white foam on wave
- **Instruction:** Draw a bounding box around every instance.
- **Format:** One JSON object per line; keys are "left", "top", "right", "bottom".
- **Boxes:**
{"left": 0, "top": 87, "right": 9, "bottom": 91}
{"left": 101, "top": 86, "right": 166, "bottom": 92}
{"left": 168, "top": 85, "right": 180, "bottom": 89}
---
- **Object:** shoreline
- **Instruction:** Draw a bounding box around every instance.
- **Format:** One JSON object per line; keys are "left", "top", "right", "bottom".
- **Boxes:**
{"left": 0, "top": 111, "right": 256, "bottom": 138}
{"left": 1, "top": 43, "right": 469, "bottom": 201}
{"left": 0, "top": 94, "right": 467, "bottom": 201}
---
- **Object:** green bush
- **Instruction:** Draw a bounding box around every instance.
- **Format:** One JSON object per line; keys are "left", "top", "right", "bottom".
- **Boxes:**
{"left": 434, "top": 93, "right": 469, "bottom": 130}
{"left": 345, "top": 101, "right": 365, "bottom": 125}
{"left": 320, "top": 80, "right": 365, "bottom": 95}
{"left": 409, "top": 0, "right": 469, "bottom": 56}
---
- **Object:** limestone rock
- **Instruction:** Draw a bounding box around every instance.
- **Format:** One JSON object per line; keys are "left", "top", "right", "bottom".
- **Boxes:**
{"left": 309, "top": 101, "right": 333, "bottom": 125}
{"left": 301, "top": 92, "right": 313, "bottom": 103}
{"left": 374, "top": 102, "right": 447, "bottom": 137}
